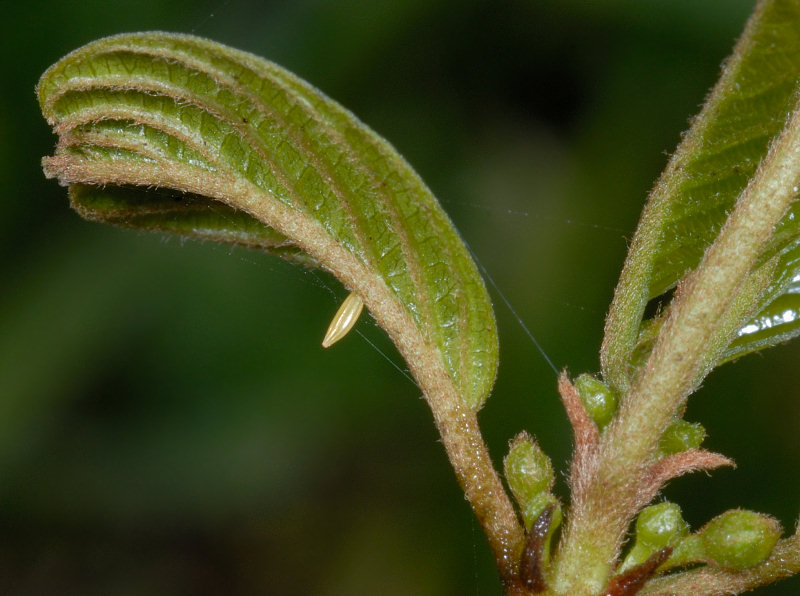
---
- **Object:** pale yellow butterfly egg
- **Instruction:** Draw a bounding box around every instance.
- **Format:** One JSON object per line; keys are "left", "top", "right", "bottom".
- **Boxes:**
{"left": 322, "top": 293, "right": 364, "bottom": 348}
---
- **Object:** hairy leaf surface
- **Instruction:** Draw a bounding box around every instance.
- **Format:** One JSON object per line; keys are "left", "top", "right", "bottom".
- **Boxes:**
{"left": 606, "top": 0, "right": 800, "bottom": 375}
{"left": 38, "top": 32, "right": 498, "bottom": 408}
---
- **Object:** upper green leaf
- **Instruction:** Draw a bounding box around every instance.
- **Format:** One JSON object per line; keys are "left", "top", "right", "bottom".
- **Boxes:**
{"left": 603, "top": 0, "right": 800, "bottom": 386}
{"left": 645, "top": 0, "right": 800, "bottom": 299}
{"left": 38, "top": 32, "right": 498, "bottom": 408}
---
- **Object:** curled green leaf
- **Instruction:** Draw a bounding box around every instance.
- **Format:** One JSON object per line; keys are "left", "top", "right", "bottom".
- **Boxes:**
{"left": 69, "top": 183, "right": 319, "bottom": 266}
{"left": 37, "top": 32, "right": 498, "bottom": 409}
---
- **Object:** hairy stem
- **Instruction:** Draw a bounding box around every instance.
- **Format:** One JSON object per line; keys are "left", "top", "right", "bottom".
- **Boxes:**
{"left": 422, "top": 372, "right": 526, "bottom": 585}
{"left": 551, "top": 91, "right": 800, "bottom": 595}
{"left": 599, "top": 0, "right": 771, "bottom": 395}
{"left": 639, "top": 531, "right": 800, "bottom": 595}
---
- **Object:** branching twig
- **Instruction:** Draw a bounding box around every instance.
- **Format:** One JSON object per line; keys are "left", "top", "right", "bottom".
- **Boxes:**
{"left": 639, "top": 530, "right": 800, "bottom": 595}
{"left": 551, "top": 84, "right": 800, "bottom": 596}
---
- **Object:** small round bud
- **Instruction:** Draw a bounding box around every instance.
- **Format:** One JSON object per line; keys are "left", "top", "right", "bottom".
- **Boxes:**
{"left": 620, "top": 502, "right": 688, "bottom": 572}
{"left": 700, "top": 509, "right": 781, "bottom": 569}
{"left": 504, "top": 432, "right": 554, "bottom": 511}
{"left": 658, "top": 418, "right": 705, "bottom": 456}
{"left": 574, "top": 373, "right": 618, "bottom": 430}
{"left": 636, "top": 502, "right": 689, "bottom": 547}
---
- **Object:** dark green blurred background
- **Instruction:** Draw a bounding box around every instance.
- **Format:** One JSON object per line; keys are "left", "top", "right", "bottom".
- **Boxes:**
{"left": 2, "top": 1, "right": 798, "bottom": 594}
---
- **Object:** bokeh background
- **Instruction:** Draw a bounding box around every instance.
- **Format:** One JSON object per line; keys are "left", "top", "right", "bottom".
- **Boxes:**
{"left": 2, "top": 0, "right": 798, "bottom": 594}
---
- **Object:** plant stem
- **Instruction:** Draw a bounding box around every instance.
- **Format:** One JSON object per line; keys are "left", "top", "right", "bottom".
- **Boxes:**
{"left": 639, "top": 532, "right": 800, "bottom": 595}
{"left": 425, "top": 386, "right": 527, "bottom": 587}
{"left": 599, "top": 0, "right": 771, "bottom": 396}
{"left": 551, "top": 92, "right": 800, "bottom": 595}
{"left": 236, "top": 176, "right": 527, "bottom": 585}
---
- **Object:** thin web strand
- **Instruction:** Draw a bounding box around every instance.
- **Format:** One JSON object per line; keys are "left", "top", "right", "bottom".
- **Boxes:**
{"left": 355, "top": 329, "right": 415, "bottom": 384}
{"left": 440, "top": 197, "right": 626, "bottom": 234}
{"left": 190, "top": 0, "right": 232, "bottom": 34}
{"left": 470, "top": 248, "right": 560, "bottom": 377}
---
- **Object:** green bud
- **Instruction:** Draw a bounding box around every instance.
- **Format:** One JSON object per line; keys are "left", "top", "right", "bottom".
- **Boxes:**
{"left": 504, "top": 432, "right": 555, "bottom": 513}
{"left": 658, "top": 418, "right": 705, "bottom": 456}
{"left": 574, "top": 373, "right": 618, "bottom": 430}
{"left": 637, "top": 502, "right": 690, "bottom": 547}
{"left": 629, "top": 317, "right": 662, "bottom": 370}
{"left": 620, "top": 502, "right": 689, "bottom": 572}
{"left": 700, "top": 509, "right": 781, "bottom": 569}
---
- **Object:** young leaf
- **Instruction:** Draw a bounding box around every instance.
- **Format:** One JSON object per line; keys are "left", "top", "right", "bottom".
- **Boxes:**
{"left": 723, "top": 242, "right": 800, "bottom": 361}
{"left": 37, "top": 32, "right": 499, "bottom": 410}
{"left": 603, "top": 0, "right": 800, "bottom": 389}
{"left": 69, "top": 184, "right": 320, "bottom": 266}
